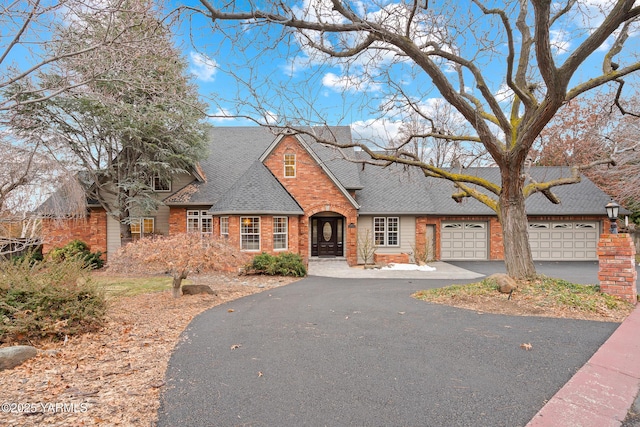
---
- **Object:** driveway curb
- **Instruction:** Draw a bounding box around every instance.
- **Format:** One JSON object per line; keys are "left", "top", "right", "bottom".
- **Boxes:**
{"left": 527, "top": 304, "right": 640, "bottom": 427}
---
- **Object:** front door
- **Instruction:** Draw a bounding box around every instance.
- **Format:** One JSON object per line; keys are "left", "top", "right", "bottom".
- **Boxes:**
{"left": 312, "top": 217, "right": 343, "bottom": 257}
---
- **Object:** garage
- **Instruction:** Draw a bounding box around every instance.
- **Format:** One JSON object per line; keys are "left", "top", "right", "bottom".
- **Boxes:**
{"left": 441, "top": 221, "right": 488, "bottom": 260}
{"left": 528, "top": 221, "right": 600, "bottom": 260}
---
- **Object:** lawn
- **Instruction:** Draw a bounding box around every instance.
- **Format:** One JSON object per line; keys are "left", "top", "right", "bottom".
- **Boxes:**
{"left": 413, "top": 276, "right": 635, "bottom": 322}
{"left": 91, "top": 274, "right": 192, "bottom": 298}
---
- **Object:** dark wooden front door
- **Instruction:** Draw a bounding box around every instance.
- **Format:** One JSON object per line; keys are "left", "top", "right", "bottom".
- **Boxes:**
{"left": 311, "top": 217, "right": 343, "bottom": 257}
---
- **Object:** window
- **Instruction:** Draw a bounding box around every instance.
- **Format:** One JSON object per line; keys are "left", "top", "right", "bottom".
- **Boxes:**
{"left": 240, "top": 217, "right": 260, "bottom": 250}
{"left": 284, "top": 153, "right": 296, "bottom": 177}
{"left": 220, "top": 216, "right": 229, "bottom": 238}
{"left": 273, "top": 217, "right": 288, "bottom": 250}
{"left": 187, "top": 210, "right": 212, "bottom": 235}
{"left": 130, "top": 217, "right": 154, "bottom": 239}
{"left": 373, "top": 217, "right": 399, "bottom": 246}
{"left": 152, "top": 175, "right": 171, "bottom": 192}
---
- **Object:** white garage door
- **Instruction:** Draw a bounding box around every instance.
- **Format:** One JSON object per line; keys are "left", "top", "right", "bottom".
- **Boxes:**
{"left": 528, "top": 221, "right": 599, "bottom": 260}
{"left": 441, "top": 222, "right": 488, "bottom": 260}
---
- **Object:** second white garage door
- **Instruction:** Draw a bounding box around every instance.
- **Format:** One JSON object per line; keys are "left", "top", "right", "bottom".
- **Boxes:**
{"left": 528, "top": 221, "right": 600, "bottom": 260}
{"left": 441, "top": 221, "right": 488, "bottom": 260}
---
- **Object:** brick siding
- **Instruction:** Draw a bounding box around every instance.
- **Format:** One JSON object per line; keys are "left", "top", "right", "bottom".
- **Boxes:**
{"left": 597, "top": 233, "right": 637, "bottom": 304}
{"left": 41, "top": 208, "right": 107, "bottom": 257}
{"left": 374, "top": 253, "right": 410, "bottom": 265}
{"left": 263, "top": 135, "right": 359, "bottom": 265}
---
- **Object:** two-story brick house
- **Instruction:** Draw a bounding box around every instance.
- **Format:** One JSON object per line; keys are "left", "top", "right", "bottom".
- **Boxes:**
{"left": 41, "top": 126, "right": 617, "bottom": 265}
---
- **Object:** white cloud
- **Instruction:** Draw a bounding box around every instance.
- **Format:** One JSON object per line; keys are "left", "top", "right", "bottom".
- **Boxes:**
{"left": 322, "top": 72, "right": 381, "bottom": 93}
{"left": 262, "top": 110, "right": 279, "bottom": 125}
{"left": 351, "top": 118, "right": 403, "bottom": 146}
{"left": 207, "top": 108, "right": 235, "bottom": 124}
{"left": 550, "top": 29, "right": 571, "bottom": 55}
{"left": 189, "top": 52, "right": 217, "bottom": 82}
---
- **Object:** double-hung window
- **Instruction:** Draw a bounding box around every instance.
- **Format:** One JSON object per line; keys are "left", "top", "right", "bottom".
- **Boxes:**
{"left": 284, "top": 153, "right": 296, "bottom": 177}
{"left": 220, "top": 217, "right": 229, "bottom": 238}
{"left": 373, "top": 217, "right": 399, "bottom": 246}
{"left": 187, "top": 210, "right": 213, "bottom": 235}
{"left": 240, "top": 217, "right": 260, "bottom": 251}
{"left": 273, "top": 217, "right": 288, "bottom": 250}
{"left": 130, "top": 217, "right": 154, "bottom": 239}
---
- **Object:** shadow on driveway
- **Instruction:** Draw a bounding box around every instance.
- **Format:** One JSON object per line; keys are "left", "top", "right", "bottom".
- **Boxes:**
{"left": 158, "top": 275, "right": 620, "bottom": 427}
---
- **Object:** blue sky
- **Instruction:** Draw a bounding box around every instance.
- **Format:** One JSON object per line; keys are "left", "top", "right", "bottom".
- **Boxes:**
{"left": 4, "top": 0, "right": 639, "bottom": 146}
{"left": 172, "top": 0, "right": 640, "bottom": 147}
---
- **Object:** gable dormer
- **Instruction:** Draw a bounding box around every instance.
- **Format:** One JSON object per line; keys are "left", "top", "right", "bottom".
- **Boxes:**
{"left": 260, "top": 131, "right": 359, "bottom": 211}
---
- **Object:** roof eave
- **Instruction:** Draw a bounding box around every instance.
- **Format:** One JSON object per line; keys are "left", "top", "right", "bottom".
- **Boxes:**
{"left": 208, "top": 210, "right": 304, "bottom": 216}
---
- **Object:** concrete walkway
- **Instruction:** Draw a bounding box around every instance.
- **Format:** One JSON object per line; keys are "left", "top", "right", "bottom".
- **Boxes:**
{"left": 307, "top": 259, "right": 485, "bottom": 280}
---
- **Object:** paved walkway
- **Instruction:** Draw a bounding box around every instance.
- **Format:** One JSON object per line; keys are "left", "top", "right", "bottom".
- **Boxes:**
{"left": 158, "top": 261, "right": 640, "bottom": 426}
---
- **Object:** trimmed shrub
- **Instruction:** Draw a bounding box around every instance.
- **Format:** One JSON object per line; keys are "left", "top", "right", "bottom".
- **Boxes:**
{"left": 274, "top": 252, "right": 307, "bottom": 277}
{"left": 248, "top": 252, "right": 306, "bottom": 277}
{"left": 0, "top": 257, "right": 106, "bottom": 344}
{"left": 49, "top": 239, "right": 104, "bottom": 269}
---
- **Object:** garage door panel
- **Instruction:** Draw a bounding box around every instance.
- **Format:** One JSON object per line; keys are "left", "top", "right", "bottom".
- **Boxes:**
{"left": 441, "top": 222, "right": 487, "bottom": 260}
{"left": 528, "top": 221, "right": 599, "bottom": 261}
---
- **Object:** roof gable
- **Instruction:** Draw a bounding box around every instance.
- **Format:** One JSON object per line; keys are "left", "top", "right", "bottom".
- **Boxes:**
{"left": 209, "top": 161, "right": 304, "bottom": 215}
{"left": 259, "top": 130, "right": 360, "bottom": 209}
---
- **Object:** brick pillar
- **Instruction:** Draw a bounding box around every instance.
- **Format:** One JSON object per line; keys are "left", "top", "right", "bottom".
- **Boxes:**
{"left": 597, "top": 234, "right": 637, "bottom": 305}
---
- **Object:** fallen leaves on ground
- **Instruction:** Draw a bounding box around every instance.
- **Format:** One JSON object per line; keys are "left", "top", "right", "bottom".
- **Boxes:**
{"left": 0, "top": 273, "right": 296, "bottom": 427}
{"left": 413, "top": 277, "right": 635, "bottom": 322}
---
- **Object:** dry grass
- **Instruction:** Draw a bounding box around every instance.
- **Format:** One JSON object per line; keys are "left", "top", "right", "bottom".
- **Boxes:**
{"left": 413, "top": 276, "right": 635, "bottom": 322}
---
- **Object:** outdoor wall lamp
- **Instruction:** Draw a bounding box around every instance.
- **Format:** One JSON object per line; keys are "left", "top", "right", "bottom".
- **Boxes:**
{"left": 605, "top": 200, "right": 620, "bottom": 234}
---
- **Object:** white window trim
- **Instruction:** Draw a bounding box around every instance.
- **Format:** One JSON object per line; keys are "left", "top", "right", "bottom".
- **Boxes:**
{"left": 273, "top": 216, "right": 288, "bottom": 251}
{"left": 240, "top": 216, "right": 261, "bottom": 251}
{"left": 373, "top": 217, "right": 400, "bottom": 247}
{"left": 284, "top": 153, "right": 296, "bottom": 178}
{"left": 187, "top": 210, "right": 213, "bottom": 235}
{"left": 152, "top": 174, "right": 172, "bottom": 192}
{"left": 220, "top": 216, "right": 229, "bottom": 237}
{"left": 130, "top": 217, "right": 154, "bottom": 237}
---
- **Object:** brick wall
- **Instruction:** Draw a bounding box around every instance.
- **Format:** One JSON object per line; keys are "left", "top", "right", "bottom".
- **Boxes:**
{"left": 263, "top": 135, "right": 359, "bottom": 265}
{"left": 374, "top": 253, "right": 410, "bottom": 265}
{"left": 41, "top": 208, "right": 107, "bottom": 256}
{"left": 168, "top": 207, "right": 188, "bottom": 234}
{"left": 597, "top": 233, "right": 637, "bottom": 304}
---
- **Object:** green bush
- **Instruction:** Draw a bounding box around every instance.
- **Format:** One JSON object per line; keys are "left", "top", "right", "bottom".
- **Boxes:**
{"left": 49, "top": 239, "right": 104, "bottom": 269}
{"left": 0, "top": 257, "right": 107, "bottom": 344}
{"left": 249, "top": 252, "right": 306, "bottom": 277}
{"left": 273, "top": 252, "right": 307, "bottom": 277}
{"left": 11, "top": 249, "right": 43, "bottom": 266}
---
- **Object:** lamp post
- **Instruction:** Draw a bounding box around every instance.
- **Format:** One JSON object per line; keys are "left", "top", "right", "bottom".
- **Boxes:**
{"left": 605, "top": 201, "right": 620, "bottom": 234}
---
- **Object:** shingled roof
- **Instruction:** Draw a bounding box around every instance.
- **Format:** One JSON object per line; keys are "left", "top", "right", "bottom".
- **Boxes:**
{"left": 164, "top": 126, "right": 361, "bottom": 209}
{"left": 354, "top": 157, "right": 617, "bottom": 216}
{"left": 209, "top": 161, "right": 303, "bottom": 215}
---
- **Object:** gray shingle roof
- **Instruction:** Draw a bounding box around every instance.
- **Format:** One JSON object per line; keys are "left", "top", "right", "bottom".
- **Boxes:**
{"left": 165, "top": 126, "right": 360, "bottom": 207}
{"left": 355, "top": 156, "right": 617, "bottom": 216}
{"left": 209, "top": 161, "right": 303, "bottom": 215}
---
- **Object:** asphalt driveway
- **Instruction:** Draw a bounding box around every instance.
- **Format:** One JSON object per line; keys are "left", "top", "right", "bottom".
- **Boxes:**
{"left": 157, "top": 267, "right": 621, "bottom": 427}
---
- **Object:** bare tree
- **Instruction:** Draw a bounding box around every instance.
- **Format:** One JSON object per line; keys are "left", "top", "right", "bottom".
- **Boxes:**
{"left": 393, "top": 104, "right": 490, "bottom": 168}
{"left": 192, "top": 0, "right": 640, "bottom": 278}
{"left": 531, "top": 91, "right": 640, "bottom": 225}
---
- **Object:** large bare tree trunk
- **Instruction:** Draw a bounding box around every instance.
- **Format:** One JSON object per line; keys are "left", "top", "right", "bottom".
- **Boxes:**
{"left": 500, "top": 168, "right": 536, "bottom": 279}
